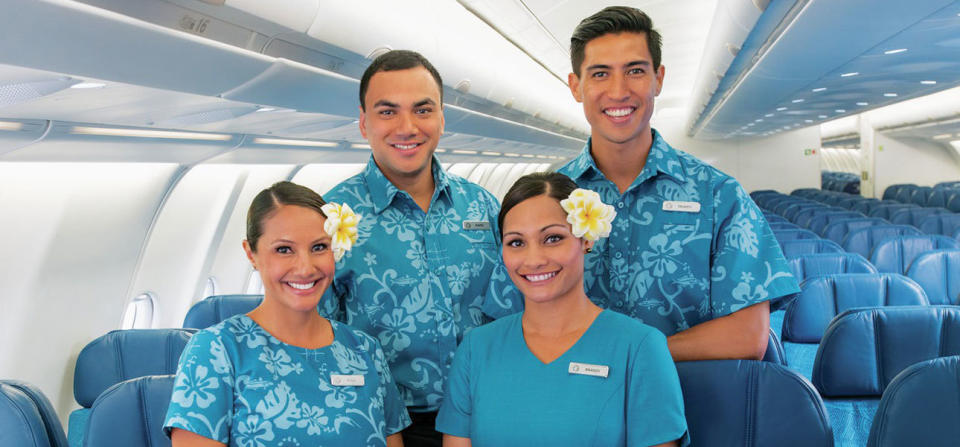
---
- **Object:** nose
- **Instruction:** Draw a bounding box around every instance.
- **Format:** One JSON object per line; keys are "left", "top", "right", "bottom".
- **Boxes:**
{"left": 608, "top": 73, "right": 629, "bottom": 101}
{"left": 292, "top": 251, "right": 320, "bottom": 277}
{"left": 396, "top": 111, "right": 418, "bottom": 137}
{"left": 521, "top": 244, "right": 549, "bottom": 270}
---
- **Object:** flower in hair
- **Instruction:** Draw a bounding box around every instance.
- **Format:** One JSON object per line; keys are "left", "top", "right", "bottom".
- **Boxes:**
{"left": 321, "top": 203, "right": 361, "bottom": 261}
{"left": 559, "top": 189, "right": 616, "bottom": 242}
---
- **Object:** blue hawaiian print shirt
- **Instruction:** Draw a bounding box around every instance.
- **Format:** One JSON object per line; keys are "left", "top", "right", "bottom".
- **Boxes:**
{"left": 484, "top": 130, "right": 798, "bottom": 336}
{"left": 321, "top": 156, "right": 502, "bottom": 412}
{"left": 163, "top": 315, "right": 410, "bottom": 447}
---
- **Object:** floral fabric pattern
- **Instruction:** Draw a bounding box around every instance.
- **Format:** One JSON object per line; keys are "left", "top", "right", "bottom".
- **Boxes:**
{"left": 321, "top": 156, "right": 502, "bottom": 411}
{"left": 163, "top": 315, "right": 410, "bottom": 447}
{"left": 483, "top": 130, "right": 798, "bottom": 336}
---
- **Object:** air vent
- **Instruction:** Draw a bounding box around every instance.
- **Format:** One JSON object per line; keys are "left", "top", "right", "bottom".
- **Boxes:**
{"left": 0, "top": 77, "right": 77, "bottom": 107}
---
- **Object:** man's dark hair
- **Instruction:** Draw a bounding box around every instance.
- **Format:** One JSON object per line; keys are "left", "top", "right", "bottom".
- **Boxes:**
{"left": 570, "top": 6, "right": 662, "bottom": 76}
{"left": 358, "top": 50, "right": 443, "bottom": 111}
{"left": 498, "top": 172, "right": 578, "bottom": 239}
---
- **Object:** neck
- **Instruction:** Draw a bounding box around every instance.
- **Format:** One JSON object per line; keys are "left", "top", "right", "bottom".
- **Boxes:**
{"left": 590, "top": 128, "right": 654, "bottom": 194}
{"left": 522, "top": 284, "right": 602, "bottom": 338}
{"left": 247, "top": 298, "right": 331, "bottom": 349}
{"left": 378, "top": 159, "right": 436, "bottom": 212}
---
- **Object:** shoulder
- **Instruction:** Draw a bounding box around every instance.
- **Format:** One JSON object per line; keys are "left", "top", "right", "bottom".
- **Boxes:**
{"left": 323, "top": 172, "right": 367, "bottom": 201}
{"left": 331, "top": 320, "right": 380, "bottom": 351}
{"left": 446, "top": 173, "right": 498, "bottom": 201}
{"left": 464, "top": 313, "right": 519, "bottom": 345}
{"left": 598, "top": 310, "right": 665, "bottom": 348}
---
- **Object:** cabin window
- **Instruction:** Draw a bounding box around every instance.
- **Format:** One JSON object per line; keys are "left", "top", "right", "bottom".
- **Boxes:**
{"left": 245, "top": 269, "right": 264, "bottom": 294}
{"left": 119, "top": 292, "right": 157, "bottom": 329}
{"left": 202, "top": 276, "right": 219, "bottom": 300}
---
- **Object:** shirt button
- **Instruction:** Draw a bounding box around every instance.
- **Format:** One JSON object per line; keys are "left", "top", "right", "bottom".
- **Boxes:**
{"left": 615, "top": 252, "right": 623, "bottom": 259}
{"left": 617, "top": 201, "right": 625, "bottom": 209}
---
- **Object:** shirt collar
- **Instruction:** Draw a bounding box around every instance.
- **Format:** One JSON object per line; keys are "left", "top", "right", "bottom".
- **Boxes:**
{"left": 566, "top": 129, "right": 687, "bottom": 186}
{"left": 362, "top": 155, "right": 450, "bottom": 214}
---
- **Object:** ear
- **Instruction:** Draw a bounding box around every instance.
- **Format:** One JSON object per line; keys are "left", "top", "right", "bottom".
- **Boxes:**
{"left": 583, "top": 239, "right": 594, "bottom": 253}
{"left": 568, "top": 72, "right": 583, "bottom": 103}
{"left": 654, "top": 64, "right": 665, "bottom": 96}
{"left": 439, "top": 106, "right": 445, "bottom": 136}
{"left": 242, "top": 239, "right": 257, "bottom": 270}
{"left": 358, "top": 105, "right": 368, "bottom": 139}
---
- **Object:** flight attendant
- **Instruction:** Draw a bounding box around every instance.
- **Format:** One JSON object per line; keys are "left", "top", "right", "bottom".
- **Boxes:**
{"left": 164, "top": 181, "right": 410, "bottom": 447}
{"left": 437, "top": 172, "right": 688, "bottom": 447}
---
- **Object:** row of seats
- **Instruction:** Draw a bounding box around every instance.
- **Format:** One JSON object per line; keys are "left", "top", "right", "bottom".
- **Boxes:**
{"left": 822, "top": 171, "right": 860, "bottom": 194}
{"left": 882, "top": 183, "right": 960, "bottom": 211}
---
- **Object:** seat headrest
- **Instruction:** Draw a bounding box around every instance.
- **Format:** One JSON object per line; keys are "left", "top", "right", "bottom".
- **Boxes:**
{"left": 813, "top": 306, "right": 960, "bottom": 397}
{"left": 774, "top": 229, "right": 819, "bottom": 243}
{"left": 84, "top": 375, "right": 174, "bottom": 447}
{"left": 788, "top": 253, "right": 877, "bottom": 283}
{"left": 842, "top": 225, "right": 922, "bottom": 258}
{"left": 0, "top": 380, "right": 67, "bottom": 447}
{"left": 677, "top": 360, "right": 832, "bottom": 447}
{"left": 822, "top": 218, "right": 886, "bottom": 243}
{"left": 762, "top": 328, "right": 787, "bottom": 366}
{"left": 74, "top": 328, "right": 195, "bottom": 407}
{"left": 780, "top": 239, "right": 843, "bottom": 259}
{"left": 0, "top": 381, "right": 56, "bottom": 447}
{"left": 783, "top": 273, "right": 928, "bottom": 343}
{"left": 182, "top": 294, "right": 263, "bottom": 329}
{"left": 919, "top": 214, "right": 960, "bottom": 237}
{"left": 870, "top": 235, "right": 960, "bottom": 275}
{"left": 867, "top": 355, "right": 960, "bottom": 447}
{"left": 907, "top": 250, "right": 960, "bottom": 305}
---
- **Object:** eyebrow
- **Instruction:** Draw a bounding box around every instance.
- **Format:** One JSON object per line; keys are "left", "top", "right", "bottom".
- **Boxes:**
{"left": 372, "top": 99, "right": 398, "bottom": 108}
{"left": 372, "top": 98, "right": 437, "bottom": 109}
{"left": 503, "top": 223, "right": 567, "bottom": 237}
{"left": 585, "top": 60, "right": 650, "bottom": 72}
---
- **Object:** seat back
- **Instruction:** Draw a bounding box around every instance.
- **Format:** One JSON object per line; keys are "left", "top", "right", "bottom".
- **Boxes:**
{"left": 795, "top": 207, "right": 844, "bottom": 228}
{"left": 676, "top": 360, "right": 833, "bottom": 447}
{"left": 783, "top": 202, "right": 823, "bottom": 221}
{"left": 906, "top": 250, "right": 960, "bottom": 305}
{"left": 183, "top": 294, "right": 263, "bottom": 329}
{"left": 788, "top": 253, "right": 877, "bottom": 284}
{"left": 909, "top": 186, "right": 933, "bottom": 206}
{"left": 867, "top": 355, "right": 960, "bottom": 447}
{"left": 780, "top": 239, "right": 844, "bottom": 258}
{"left": 0, "top": 380, "right": 68, "bottom": 447}
{"left": 869, "top": 235, "right": 960, "bottom": 275}
{"left": 782, "top": 273, "right": 929, "bottom": 343}
{"left": 924, "top": 189, "right": 949, "bottom": 208}
{"left": 764, "top": 212, "right": 789, "bottom": 223}
{"left": 762, "top": 328, "right": 787, "bottom": 366}
{"left": 889, "top": 207, "right": 948, "bottom": 227}
{"left": 74, "top": 328, "right": 194, "bottom": 408}
{"left": 809, "top": 211, "right": 867, "bottom": 235}
{"left": 813, "top": 306, "right": 960, "bottom": 397}
{"left": 918, "top": 214, "right": 960, "bottom": 237}
{"left": 842, "top": 225, "right": 923, "bottom": 258}
{"left": 84, "top": 375, "right": 174, "bottom": 447}
{"left": 881, "top": 184, "right": 907, "bottom": 201}
{"left": 946, "top": 192, "right": 960, "bottom": 213}
{"left": 894, "top": 185, "right": 918, "bottom": 203}
{"left": 769, "top": 221, "right": 800, "bottom": 231}
{"left": 868, "top": 204, "right": 917, "bottom": 221}
{"left": 774, "top": 229, "right": 820, "bottom": 244}
{"left": 822, "top": 217, "right": 886, "bottom": 244}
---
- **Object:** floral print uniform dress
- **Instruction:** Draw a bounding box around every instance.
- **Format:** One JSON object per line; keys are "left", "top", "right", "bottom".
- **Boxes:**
{"left": 163, "top": 315, "right": 410, "bottom": 447}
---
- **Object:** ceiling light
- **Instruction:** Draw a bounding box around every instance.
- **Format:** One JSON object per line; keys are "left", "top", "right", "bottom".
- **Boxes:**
{"left": 841, "top": 72, "right": 859, "bottom": 77}
{"left": 777, "top": 107, "right": 788, "bottom": 111}
{"left": 765, "top": 113, "right": 774, "bottom": 117}
{"left": 818, "top": 115, "right": 828, "bottom": 118}
{"left": 70, "top": 82, "right": 106, "bottom": 89}
{"left": 812, "top": 87, "right": 827, "bottom": 92}
{"left": 504, "top": 152, "right": 521, "bottom": 157}
{"left": 350, "top": 143, "right": 370, "bottom": 149}
{"left": 72, "top": 126, "right": 231, "bottom": 141}
{"left": 884, "top": 93, "right": 898, "bottom": 97}
{"left": 921, "top": 80, "right": 937, "bottom": 85}
{"left": 856, "top": 102, "right": 869, "bottom": 106}
{"left": 435, "top": 148, "right": 447, "bottom": 153}
{"left": 747, "top": 123, "right": 755, "bottom": 126}
{"left": 252, "top": 137, "right": 337, "bottom": 147}
{"left": 805, "top": 120, "right": 813, "bottom": 123}
{"left": 792, "top": 99, "right": 805, "bottom": 103}
{"left": 0, "top": 121, "right": 23, "bottom": 131}
{"left": 256, "top": 107, "right": 276, "bottom": 112}
{"left": 755, "top": 119, "right": 764, "bottom": 122}
{"left": 934, "top": 134, "right": 952, "bottom": 140}
{"left": 836, "top": 109, "right": 846, "bottom": 113}
{"left": 482, "top": 151, "right": 502, "bottom": 156}
{"left": 452, "top": 149, "right": 478, "bottom": 155}
{"left": 884, "top": 48, "right": 908, "bottom": 55}
{"left": 522, "top": 154, "right": 535, "bottom": 158}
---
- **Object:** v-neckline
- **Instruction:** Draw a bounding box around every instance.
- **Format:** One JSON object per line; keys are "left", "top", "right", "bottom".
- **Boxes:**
{"left": 519, "top": 310, "right": 606, "bottom": 366}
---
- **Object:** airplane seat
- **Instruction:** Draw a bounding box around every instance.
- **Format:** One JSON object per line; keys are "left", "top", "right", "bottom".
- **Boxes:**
{"left": 769, "top": 221, "right": 801, "bottom": 231}
{"left": 676, "top": 360, "right": 832, "bottom": 447}
{"left": 822, "top": 218, "right": 887, "bottom": 244}
{"left": 84, "top": 375, "right": 174, "bottom": 447}
{"left": 869, "top": 235, "right": 960, "bottom": 275}
{"left": 797, "top": 207, "right": 846, "bottom": 229}
{"left": 773, "top": 198, "right": 807, "bottom": 216}
{"left": 841, "top": 225, "right": 923, "bottom": 259}
{"left": 761, "top": 196, "right": 792, "bottom": 213}
{"left": 70, "top": 328, "right": 195, "bottom": 447}
{"left": 881, "top": 185, "right": 905, "bottom": 201}
{"left": 763, "top": 212, "right": 789, "bottom": 223}
{"left": 894, "top": 185, "right": 919, "bottom": 204}
{"left": 852, "top": 199, "right": 892, "bottom": 216}
{"left": 783, "top": 202, "right": 823, "bottom": 221}
{"left": 762, "top": 328, "right": 787, "bottom": 366}
{"left": 750, "top": 189, "right": 780, "bottom": 201}
{"left": 773, "top": 228, "right": 821, "bottom": 245}
{"left": 906, "top": 250, "right": 960, "bottom": 305}
{"left": 809, "top": 211, "right": 867, "bottom": 236}
{"left": 182, "top": 294, "right": 264, "bottom": 329}
{"left": 781, "top": 273, "right": 929, "bottom": 379}
{"left": 835, "top": 197, "right": 865, "bottom": 210}
{"left": 791, "top": 187, "right": 821, "bottom": 197}
{"left": 867, "top": 355, "right": 960, "bottom": 447}
{"left": 909, "top": 186, "right": 933, "bottom": 206}
{"left": 924, "top": 189, "right": 949, "bottom": 208}
{"left": 812, "top": 306, "right": 960, "bottom": 447}
{"left": 780, "top": 239, "right": 844, "bottom": 259}
{"left": 889, "top": 207, "right": 949, "bottom": 227}
{"left": 918, "top": 214, "right": 960, "bottom": 237}
{"left": 868, "top": 204, "right": 917, "bottom": 221}
{"left": 0, "top": 380, "right": 68, "bottom": 447}
{"left": 935, "top": 181, "right": 960, "bottom": 189}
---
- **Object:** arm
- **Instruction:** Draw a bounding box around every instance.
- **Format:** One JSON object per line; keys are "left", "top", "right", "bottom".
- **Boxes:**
{"left": 666, "top": 301, "right": 769, "bottom": 362}
{"left": 443, "top": 434, "right": 472, "bottom": 447}
{"left": 386, "top": 433, "right": 405, "bottom": 447}
{"left": 171, "top": 429, "right": 226, "bottom": 447}
{"left": 651, "top": 441, "right": 679, "bottom": 447}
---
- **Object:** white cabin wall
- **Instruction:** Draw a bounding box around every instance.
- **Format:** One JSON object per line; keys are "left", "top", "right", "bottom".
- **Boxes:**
{"left": 873, "top": 133, "right": 960, "bottom": 197}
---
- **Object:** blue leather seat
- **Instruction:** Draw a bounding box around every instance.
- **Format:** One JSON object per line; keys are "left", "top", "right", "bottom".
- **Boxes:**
{"left": 841, "top": 225, "right": 923, "bottom": 258}
{"left": 909, "top": 186, "right": 933, "bottom": 206}
{"left": 894, "top": 185, "right": 918, "bottom": 204}
{"left": 676, "top": 360, "right": 833, "bottom": 447}
{"left": 769, "top": 221, "right": 801, "bottom": 231}
{"left": 783, "top": 202, "right": 824, "bottom": 221}
{"left": 918, "top": 214, "right": 960, "bottom": 237}
{"left": 809, "top": 211, "right": 867, "bottom": 235}
{"left": 84, "top": 375, "right": 174, "bottom": 447}
{"left": 813, "top": 306, "right": 960, "bottom": 447}
{"left": 71, "top": 329, "right": 194, "bottom": 447}
{"left": 781, "top": 239, "right": 844, "bottom": 258}
{"left": 750, "top": 189, "right": 780, "bottom": 201}
{"left": 774, "top": 228, "right": 821, "bottom": 244}
{"left": 923, "top": 189, "right": 949, "bottom": 208}
{"left": 822, "top": 217, "right": 887, "bottom": 244}
{"left": 788, "top": 253, "right": 878, "bottom": 283}
{"left": 791, "top": 188, "right": 821, "bottom": 197}
{"left": 881, "top": 185, "right": 906, "bottom": 201}
{"left": 867, "top": 355, "right": 960, "bottom": 447}
{"left": 947, "top": 192, "right": 960, "bottom": 213}
{"left": 763, "top": 328, "right": 787, "bottom": 366}
{"left": 774, "top": 199, "right": 808, "bottom": 216}
{"left": 0, "top": 380, "right": 68, "bottom": 447}
{"left": 764, "top": 212, "right": 789, "bottom": 223}
{"left": 762, "top": 196, "right": 792, "bottom": 213}
{"left": 182, "top": 294, "right": 263, "bottom": 329}
{"left": 852, "top": 200, "right": 893, "bottom": 217}
{"left": 868, "top": 204, "right": 917, "bottom": 221}
{"left": 906, "top": 250, "right": 960, "bottom": 305}
{"left": 889, "top": 207, "right": 949, "bottom": 227}
{"left": 869, "top": 235, "right": 960, "bottom": 275}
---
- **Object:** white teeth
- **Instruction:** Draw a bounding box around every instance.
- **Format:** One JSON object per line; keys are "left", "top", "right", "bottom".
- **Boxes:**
{"left": 393, "top": 143, "right": 418, "bottom": 150}
{"left": 524, "top": 272, "right": 557, "bottom": 282}
{"left": 604, "top": 108, "right": 634, "bottom": 117}
{"left": 287, "top": 281, "right": 316, "bottom": 290}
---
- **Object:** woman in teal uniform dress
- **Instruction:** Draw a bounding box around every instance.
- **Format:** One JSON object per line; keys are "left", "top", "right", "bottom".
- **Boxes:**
{"left": 436, "top": 172, "right": 687, "bottom": 447}
{"left": 164, "top": 181, "right": 410, "bottom": 447}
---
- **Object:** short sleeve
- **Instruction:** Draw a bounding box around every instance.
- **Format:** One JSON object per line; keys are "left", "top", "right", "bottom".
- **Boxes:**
{"left": 710, "top": 179, "right": 799, "bottom": 315}
{"left": 163, "top": 330, "right": 234, "bottom": 443}
{"left": 481, "top": 257, "right": 524, "bottom": 319}
{"left": 373, "top": 338, "right": 411, "bottom": 435}
{"left": 627, "top": 330, "right": 689, "bottom": 446}
{"left": 435, "top": 331, "right": 474, "bottom": 437}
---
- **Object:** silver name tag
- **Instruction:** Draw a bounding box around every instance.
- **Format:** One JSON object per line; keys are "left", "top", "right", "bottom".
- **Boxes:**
{"left": 330, "top": 374, "right": 364, "bottom": 386}
{"left": 568, "top": 362, "right": 609, "bottom": 378}
{"left": 662, "top": 201, "right": 701, "bottom": 213}
{"left": 463, "top": 220, "right": 491, "bottom": 230}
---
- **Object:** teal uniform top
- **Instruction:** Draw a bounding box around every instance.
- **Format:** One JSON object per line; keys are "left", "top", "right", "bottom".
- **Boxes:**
{"left": 437, "top": 309, "right": 689, "bottom": 446}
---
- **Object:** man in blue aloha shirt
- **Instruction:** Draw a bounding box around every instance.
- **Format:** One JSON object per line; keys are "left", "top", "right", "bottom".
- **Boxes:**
{"left": 485, "top": 6, "right": 798, "bottom": 362}
{"left": 321, "top": 50, "right": 501, "bottom": 447}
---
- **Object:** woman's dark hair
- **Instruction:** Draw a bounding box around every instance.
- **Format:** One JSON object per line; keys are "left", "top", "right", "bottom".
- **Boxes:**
{"left": 246, "top": 181, "right": 327, "bottom": 251}
{"left": 570, "top": 6, "right": 662, "bottom": 75}
{"left": 498, "top": 172, "right": 578, "bottom": 238}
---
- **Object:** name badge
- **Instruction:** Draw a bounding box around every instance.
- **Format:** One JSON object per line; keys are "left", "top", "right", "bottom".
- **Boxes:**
{"left": 330, "top": 374, "right": 365, "bottom": 387}
{"left": 568, "top": 362, "right": 609, "bottom": 378}
{"left": 662, "top": 201, "right": 701, "bottom": 213}
{"left": 463, "top": 220, "right": 491, "bottom": 230}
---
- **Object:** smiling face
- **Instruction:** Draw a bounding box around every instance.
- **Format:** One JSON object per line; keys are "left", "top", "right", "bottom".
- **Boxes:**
{"left": 359, "top": 66, "right": 444, "bottom": 186}
{"left": 502, "top": 194, "right": 592, "bottom": 305}
{"left": 568, "top": 32, "right": 664, "bottom": 150}
{"left": 243, "top": 204, "right": 335, "bottom": 314}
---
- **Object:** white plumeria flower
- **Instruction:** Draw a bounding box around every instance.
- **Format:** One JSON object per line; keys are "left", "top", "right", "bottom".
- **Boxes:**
{"left": 559, "top": 188, "right": 616, "bottom": 242}
{"left": 321, "top": 202, "right": 361, "bottom": 261}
